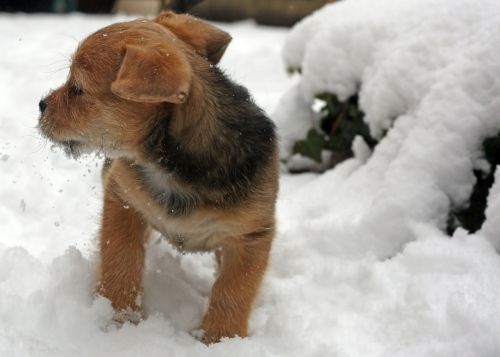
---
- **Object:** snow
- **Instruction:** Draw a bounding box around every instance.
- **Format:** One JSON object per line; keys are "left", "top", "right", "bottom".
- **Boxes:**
{"left": 275, "top": 0, "right": 500, "bottom": 254}
{"left": 1, "top": 2, "right": 500, "bottom": 356}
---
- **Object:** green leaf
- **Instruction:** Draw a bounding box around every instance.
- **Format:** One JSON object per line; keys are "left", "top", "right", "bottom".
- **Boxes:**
{"left": 287, "top": 66, "right": 302, "bottom": 75}
{"left": 289, "top": 92, "right": 383, "bottom": 171}
{"left": 292, "top": 129, "right": 326, "bottom": 162}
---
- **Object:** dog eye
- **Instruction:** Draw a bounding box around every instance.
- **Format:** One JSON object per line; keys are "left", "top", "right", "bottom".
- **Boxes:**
{"left": 70, "top": 84, "right": 84, "bottom": 96}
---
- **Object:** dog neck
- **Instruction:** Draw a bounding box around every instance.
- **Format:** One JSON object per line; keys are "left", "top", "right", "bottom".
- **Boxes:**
{"left": 139, "top": 64, "right": 276, "bottom": 202}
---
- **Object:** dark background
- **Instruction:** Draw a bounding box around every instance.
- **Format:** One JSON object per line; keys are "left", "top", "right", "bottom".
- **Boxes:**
{"left": 0, "top": 0, "right": 333, "bottom": 27}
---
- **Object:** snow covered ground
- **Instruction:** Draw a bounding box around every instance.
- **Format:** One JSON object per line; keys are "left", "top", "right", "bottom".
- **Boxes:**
{"left": 1, "top": 1, "right": 500, "bottom": 356}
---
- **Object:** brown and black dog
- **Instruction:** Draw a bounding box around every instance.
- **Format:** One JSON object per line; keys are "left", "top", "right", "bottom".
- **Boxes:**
{"left": 38, "top": 11, "right": 279, "bottom": 344}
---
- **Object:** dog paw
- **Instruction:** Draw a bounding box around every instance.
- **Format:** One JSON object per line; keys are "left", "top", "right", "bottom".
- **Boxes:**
{"left": 190, "top": 327, "right": 222, "bottom": 345}
{"left": 112, "top": 308, "right": 144, "bottom": 326}
{"left": 195, "top": 323, "right": 247, "bottom": 344}
{"left": 190, "top": 327, "right": 224, "bottom": 345}
{"left": 199, "top": 329, "right": 235, "bottom": 345}
{"left": 190, "top": 328, "right": 205, "bottom": 341}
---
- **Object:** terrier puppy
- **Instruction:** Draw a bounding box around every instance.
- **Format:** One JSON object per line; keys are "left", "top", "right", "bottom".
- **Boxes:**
{"left": 38, "top": 11, "right": 279, "bottom": 344}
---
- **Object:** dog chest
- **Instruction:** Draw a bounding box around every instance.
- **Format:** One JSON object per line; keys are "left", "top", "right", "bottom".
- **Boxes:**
{"left": 110, "top": 161, "right": 225, "bottom": 252}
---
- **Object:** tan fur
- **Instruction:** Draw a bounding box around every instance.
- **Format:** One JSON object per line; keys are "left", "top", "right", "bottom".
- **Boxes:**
{"left": 38, "top": 11, "right": 279, "bottom": 344}
{"left": 155, "top": 12, "right": 232, "bottom": 64}
{"left": 111, "top": 43, "right": 192, "bottom": 104}
{"left": 101, "top": 152, "right": 278, "bottom": 342}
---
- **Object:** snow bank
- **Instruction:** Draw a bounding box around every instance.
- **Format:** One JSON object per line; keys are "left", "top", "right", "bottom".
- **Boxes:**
{"left": 2, "top": 199, "right": 500, "bottom": 356}
{"left": 274, "top": 0, "right": 500, "bottom": 255}
{"left": 1, "top": 4, "right": 500, "bottom": 356}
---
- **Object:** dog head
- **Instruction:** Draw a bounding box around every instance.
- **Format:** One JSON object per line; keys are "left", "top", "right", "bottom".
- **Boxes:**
{"left": 38, "top": 11, "right": 231, "bottom": 159}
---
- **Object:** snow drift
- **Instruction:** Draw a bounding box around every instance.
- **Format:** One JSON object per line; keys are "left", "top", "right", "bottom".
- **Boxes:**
{"left": 274, "top": 0, "right": 500, "bottom": 257}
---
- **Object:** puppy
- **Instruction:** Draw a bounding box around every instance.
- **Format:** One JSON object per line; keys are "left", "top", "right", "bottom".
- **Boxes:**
{"left": 38, "top": 11, "right": 279, "bottom": 344}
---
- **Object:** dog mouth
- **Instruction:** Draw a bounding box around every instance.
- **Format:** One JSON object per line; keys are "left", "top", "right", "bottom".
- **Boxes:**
{"left": 58, "top": 139, "right": 127, "bottom": 160}
{"left": 59, "top": 140, "right": 89, "bottom": 159}
{"left": 60, "top": 140, "right": 80, "bottom": 158}
{"left": 63, "top": 140, "right": 79, "bottom": 152}
{"left": 38, "top": 123, "right": 86, "bottom": 159}
{"left": 43, "top": 131, "right": 127, "bottom": 160}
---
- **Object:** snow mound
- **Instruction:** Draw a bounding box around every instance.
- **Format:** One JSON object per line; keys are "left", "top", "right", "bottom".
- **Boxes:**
{"left": 274, "top": 0, "right": 500, "bottom": 256}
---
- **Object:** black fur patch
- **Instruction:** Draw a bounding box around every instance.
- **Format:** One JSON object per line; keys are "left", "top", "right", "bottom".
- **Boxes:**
{"left": 144, "top": 67, "right": 276, "bottom": 204}
{"left": 136, "top": 166, "right": 201, "bottom": 217}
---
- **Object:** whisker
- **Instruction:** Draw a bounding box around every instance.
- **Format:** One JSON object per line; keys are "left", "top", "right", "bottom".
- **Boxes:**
{"left": 43, "top": 65, "right": 70, "bottom": 76}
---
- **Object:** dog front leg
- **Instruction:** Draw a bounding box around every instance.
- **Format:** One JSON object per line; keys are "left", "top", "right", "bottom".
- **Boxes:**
{"left": 202, "top": 230, "right": 273, "bottom": 343}
{"left": 98, "top": 188, "right": 148, "bottom": 322}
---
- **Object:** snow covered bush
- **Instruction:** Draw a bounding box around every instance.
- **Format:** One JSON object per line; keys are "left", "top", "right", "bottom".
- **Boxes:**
{"left": 273, "top": 0, "right": 500, "bottom": 236}
{"left": 290, "top": 93, "right": 378, "bottom": 172}
{"left": 275, "top": 0, "right": 500, "bottom": 167}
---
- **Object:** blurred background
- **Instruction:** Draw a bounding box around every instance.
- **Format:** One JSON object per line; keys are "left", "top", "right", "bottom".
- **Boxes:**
{"left": 0, "top": 0, "right": 333, "bottom": 26}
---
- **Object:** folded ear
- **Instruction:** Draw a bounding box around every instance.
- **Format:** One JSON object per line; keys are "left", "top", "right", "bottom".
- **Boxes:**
{"left": 111, "top": 44, "right": 192, "bottom": 104}
{"left": 155, "top": 11, "right": 232, "bottom": 64}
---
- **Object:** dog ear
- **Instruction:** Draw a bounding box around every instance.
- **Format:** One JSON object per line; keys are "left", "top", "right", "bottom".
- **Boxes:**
{"left": 111, "top": 44, "right": 191, "bottom": 104}
{"left": 155, "top": 11, "right": 232, "bottom": 64}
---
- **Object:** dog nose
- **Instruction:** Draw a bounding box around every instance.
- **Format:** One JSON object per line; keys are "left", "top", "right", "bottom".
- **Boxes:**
{"left": 39, "top": 99, "right": 47, "bottom": 113}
